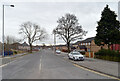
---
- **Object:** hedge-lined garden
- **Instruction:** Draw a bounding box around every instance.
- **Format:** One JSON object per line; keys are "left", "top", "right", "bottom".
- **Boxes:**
{"left": 95, "top": 49, "right": 120, "bottom": 62}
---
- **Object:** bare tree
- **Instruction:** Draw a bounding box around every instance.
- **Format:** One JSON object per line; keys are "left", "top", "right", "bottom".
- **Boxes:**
{"left": 53, "top": 13, "right": 87, "bottom": 53}
{"left": 19, "top": 21, "right": 47, "bottom": 52}
{"left": 4, "top": 35, "right": 21, "bottom": 51}
{"left": 5, "top": 35, "right": 21, "bottom": 44}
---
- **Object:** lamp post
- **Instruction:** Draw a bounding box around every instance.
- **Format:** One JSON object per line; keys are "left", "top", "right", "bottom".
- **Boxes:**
{"left": 54, "top": 33, "right": 56, "bottom": 54}
{"left": 2, "top": 4, "right": 14, "bottom": 57}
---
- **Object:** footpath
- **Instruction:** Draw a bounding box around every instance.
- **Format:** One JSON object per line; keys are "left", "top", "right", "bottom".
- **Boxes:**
{"left": 0, "top": 53, "right": 27, "bottom": 66}
{"left": 58, "top": 52, "right": 119, "bottom": 78}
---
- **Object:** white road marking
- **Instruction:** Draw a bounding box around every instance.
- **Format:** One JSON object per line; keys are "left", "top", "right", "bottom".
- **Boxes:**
{"left": 0, "top": 60, "right": 16, "bottom": 68}
{"left": 0, "top": 53, "right": 28, "bottom": 67}
{"left": 0, "top": 63, "right": 8, "bottom": 68}
{"left": 39, "top": 56, "right": 42, "bottom": 72}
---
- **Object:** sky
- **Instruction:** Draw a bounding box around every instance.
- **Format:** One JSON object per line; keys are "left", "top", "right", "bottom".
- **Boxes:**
{"left": 0, "top": 0, "right": 119, "bottom": 45}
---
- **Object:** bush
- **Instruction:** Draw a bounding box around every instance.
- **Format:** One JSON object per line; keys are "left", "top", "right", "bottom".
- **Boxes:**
{"left": 95, "top": 49, "right": 120, "bottom": 62}
{"left": 14, "top": 51, "right": 17, "bottom": 54}
{"left": 80, "top": 51, "right": 85, "bottom": 55}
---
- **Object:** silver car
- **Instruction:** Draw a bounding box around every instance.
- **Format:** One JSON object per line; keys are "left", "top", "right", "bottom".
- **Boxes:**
{"left": 56, "top": 50, "right": 61, "bottom": 54}
{"left": 68, "top": 51, "right": 84, "bottom": 61}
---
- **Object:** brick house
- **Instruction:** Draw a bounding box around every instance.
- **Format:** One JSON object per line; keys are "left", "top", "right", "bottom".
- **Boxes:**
{"left": 110, "top": 44, "right": 120, "bottom": 52}
{"left": 74, "top": 37, "right": 108, "bottom": 53}
{"left": 77, "top": 45, "right": 87, "bottom": 51}
{"left": 56, "top": 44, "right": 78, "bottom": 51}
{"left": 55, "top": 45, "right": 67, "bottom": 51}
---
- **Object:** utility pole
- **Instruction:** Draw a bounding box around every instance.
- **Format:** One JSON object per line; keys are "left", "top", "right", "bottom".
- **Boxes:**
{"left": 54, "top": 33, "right": 56, "bottom": 54}
{"left": 2, "top": 5, "right": 14, "bottom": 57}
{"left": 2, "top": 5, "right": 4, "bottom": 57}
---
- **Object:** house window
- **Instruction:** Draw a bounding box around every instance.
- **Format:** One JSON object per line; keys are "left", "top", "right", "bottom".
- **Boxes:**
{"left": 89, "top": 43, "right": 91, "bottom": 45}
{"left": 83, "top": 43, "right": 85, "bottom": 45}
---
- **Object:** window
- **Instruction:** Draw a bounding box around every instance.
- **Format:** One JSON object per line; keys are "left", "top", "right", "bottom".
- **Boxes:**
{"left": 89, "top": 43, "right": 91, "bottom": 45}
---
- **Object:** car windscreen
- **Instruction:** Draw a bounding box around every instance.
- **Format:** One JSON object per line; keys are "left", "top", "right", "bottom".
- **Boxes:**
{"left": 72, "top": 53, "right": 80, "bottom": 55}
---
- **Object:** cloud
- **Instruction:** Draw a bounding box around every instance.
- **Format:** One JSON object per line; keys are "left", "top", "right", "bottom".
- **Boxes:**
{"left": 0, "top": 2, "right": 118, "bottom": 45}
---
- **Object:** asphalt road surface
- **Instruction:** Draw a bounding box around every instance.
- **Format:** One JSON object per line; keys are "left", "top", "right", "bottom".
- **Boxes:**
{"left": 2, "top": 49, "right": 115, "bottom": 79}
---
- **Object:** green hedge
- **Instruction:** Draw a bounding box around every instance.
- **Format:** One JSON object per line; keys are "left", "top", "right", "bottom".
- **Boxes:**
{"left": 95, "top": 49, "right": 120, "bottom": 62}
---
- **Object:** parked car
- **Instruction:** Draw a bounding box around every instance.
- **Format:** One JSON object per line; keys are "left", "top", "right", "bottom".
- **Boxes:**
{"left": 68, "top": 51, "right": 84, "bottom": 61}
{"left": 56, "top": 50, "right": 61, "bottom": 54}
{"left": 73, "top": 49, "right": 86, "bottom": 55}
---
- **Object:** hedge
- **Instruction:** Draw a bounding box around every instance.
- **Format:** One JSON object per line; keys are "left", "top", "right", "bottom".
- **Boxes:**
{"left": 95, "top": 49, "right": 120, "bottom": 62}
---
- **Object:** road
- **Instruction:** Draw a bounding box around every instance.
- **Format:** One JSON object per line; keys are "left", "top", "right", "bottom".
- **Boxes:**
{"left": 1, "top": 49, "right": 117, "bottom": 79}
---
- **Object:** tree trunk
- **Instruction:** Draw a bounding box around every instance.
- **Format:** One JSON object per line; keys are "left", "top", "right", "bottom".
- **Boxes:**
{"left": 108, "top": 44, "right": 110, "bottom": 50}
{"left": 101, "top": 46, "right": 103, "bottom": 49}
{"left": 30, "top": 44, "right": 32, "bottom": 53}
{"left": 67, "top": 42, "right": 70, "bottom": 53}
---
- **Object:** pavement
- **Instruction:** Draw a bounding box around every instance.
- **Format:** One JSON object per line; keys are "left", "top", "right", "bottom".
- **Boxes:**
{"left": 0, "top": 53, "right": 27, "bottom": 66}
{"left": 57, "top": 51, "right": 119, "bottom": 78}
{"left": 1, "top": 49, "right": 116, "bottom": 79}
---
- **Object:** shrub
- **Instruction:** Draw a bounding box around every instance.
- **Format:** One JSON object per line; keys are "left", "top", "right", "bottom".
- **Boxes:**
{"left": 14, "top": 51, "right": 17, "bottom": 54}
{"left": 80, "top": 51, "right": 85, "bottom": 55}
{"left": 95, "top": 49, "right": 120, "bottom": 62}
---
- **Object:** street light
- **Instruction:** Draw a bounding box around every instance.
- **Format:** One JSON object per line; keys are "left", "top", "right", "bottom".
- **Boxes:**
{"left": 2, "top": 4, "right": 14, "bottom": 57}
{"left": 54, "top": 33, "right": 56, "bottom": 53}
{"left": 10, "top": 5, "right": 14, "bottom": 7}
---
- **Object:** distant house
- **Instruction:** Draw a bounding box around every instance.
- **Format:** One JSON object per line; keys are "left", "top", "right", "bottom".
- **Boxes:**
{"left": 32, "top": 45, "right": 41, "bottom": 51}
{"left": 55, "top": 45, "right": 67, "bottom": 51}
{"left": 55, "top": 44, "right": 76, "bottom": 52}
{"left": 18, "top": 42, "right": 30, "bottom": 51}
{"left": 10, "top": 42, "right": 21, "bottom": 50}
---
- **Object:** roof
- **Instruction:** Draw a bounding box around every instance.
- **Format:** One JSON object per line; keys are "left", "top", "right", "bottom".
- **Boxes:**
{"left": 54, "top": 44, "right": 66, "bottom": 47}
{"left": 75, "top": 37, "right": 95, "bottom": 45}
{"left": 11, "top": 42, "right": 21, "bottom": 46}
{"left": 22, "top": 42, "right": 29, "bottom": 46}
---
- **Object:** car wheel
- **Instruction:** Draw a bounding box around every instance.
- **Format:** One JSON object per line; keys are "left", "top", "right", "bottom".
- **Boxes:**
{"left": 68, "top": 56, "right": 71, "bottom": 60}
{"left": 69, "top": 57, "right": 70, "bottom": 59}
{"left": 73, "top": 57, "right": 76, "bottom": 61}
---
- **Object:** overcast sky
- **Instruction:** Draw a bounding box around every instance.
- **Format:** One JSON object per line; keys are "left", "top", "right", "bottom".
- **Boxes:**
{"left": 0, "top": 0, "right": 119, "bottom": 45}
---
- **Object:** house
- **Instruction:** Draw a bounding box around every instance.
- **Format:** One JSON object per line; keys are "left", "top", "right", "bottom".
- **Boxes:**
{"left": 32, "top": 45, "right": 41, "bottom": 51}
{"left": 74, "top": 37, "right": 108, "bottom": 53}
{"left": 55, "top": 44, "right": 77, "bottom": 52}
{"left": 18, "top": 42, "right": 30, "bottom": 51}
{"left": 55, "top": 45, "right": 67, "bottom": 51}
{"left": 110, "top": 44, "right": 120, "bottom": 52}
{"left": 10, "top": 42, "right": 21, "bottom": 50}
{"left": 78, "top": 45, "right": 87, "bottom": 51}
